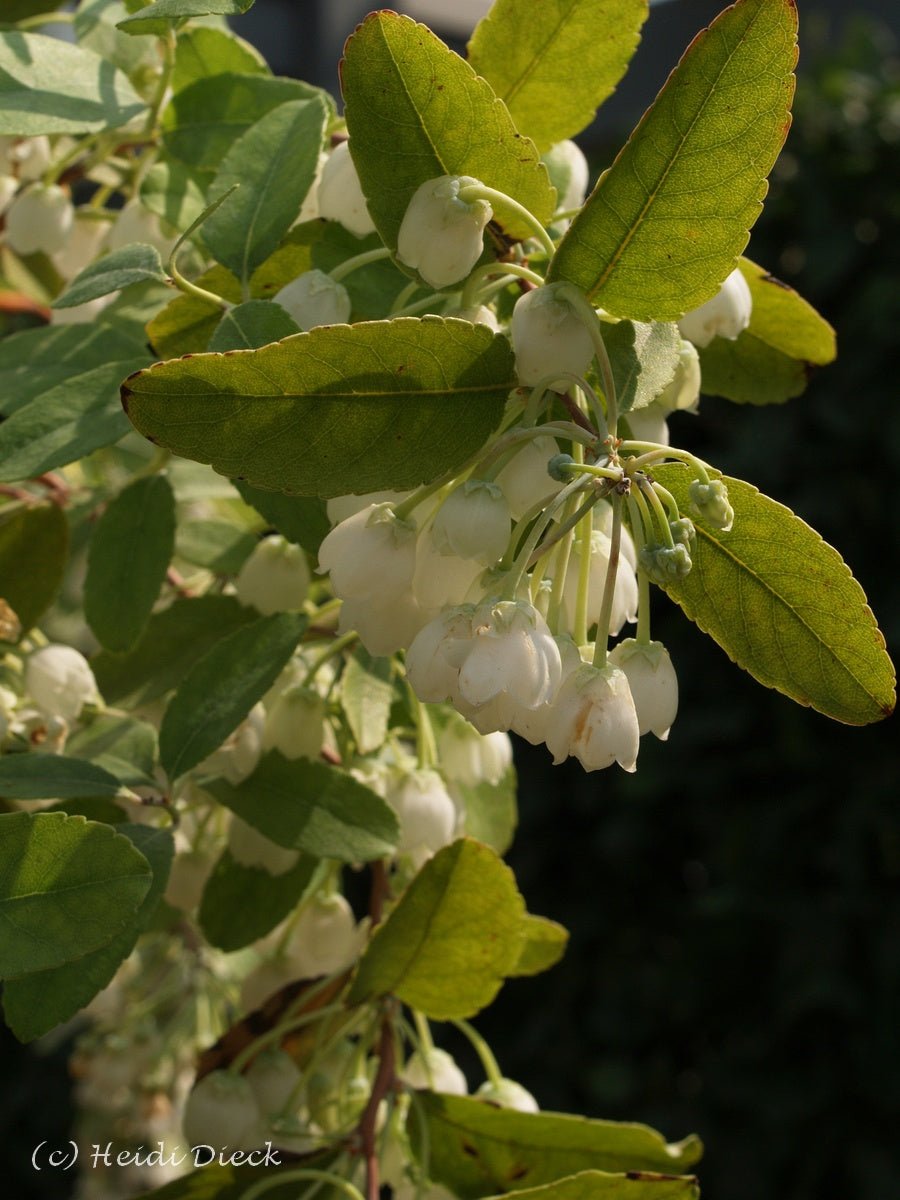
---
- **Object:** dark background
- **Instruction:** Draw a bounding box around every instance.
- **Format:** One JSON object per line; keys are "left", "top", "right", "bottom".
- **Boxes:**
{"left": 2, "top": 3, "right": 898, "bottom": 1199}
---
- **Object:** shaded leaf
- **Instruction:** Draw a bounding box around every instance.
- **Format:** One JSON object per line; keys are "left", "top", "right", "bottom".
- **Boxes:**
{"left": 198, "top": 849, "right": 317, "bottom": 952}
{"left": 118, "top": 0, "right": 253, "bottom": 35}
{"left": 510, "top": 912, "right": 569, "bottom": 977}
{"left": 175, "top": 519, "right": 257, "bottom": 573}
{"left": 140, "top": 160, "right": 209, "bottom": 239}
{"left": 53, "top": 244, "right": 167, "bottom": 309}
{"left": 0, "top": 502, "right": 68, "bottom": 635}
{"left": 455, "top": 764, "right": 518, "bottom": 856}
{"left": 341, "top": 648, "right": 393, "bottom": 754}
{"left": 0, "top": 755, "right": 130, "bottom": 801}
{"left": 172, "top": 24, "right": 269, "bottom": 92}
{"left": 233, "top": 480, "right": 330, "bottom": 557}
{"left": 67, "top": 714, "right": 158, "bottom": 786}
{"left": 605, "top": 320, "right": 681, "bottom": 413}
{"left": 208, "top": 300, "right": 299, "bottom": 352}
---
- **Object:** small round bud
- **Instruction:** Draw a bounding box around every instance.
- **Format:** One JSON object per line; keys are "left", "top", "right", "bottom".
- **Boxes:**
{"left": 317, "top": 141, "right": 375, "bottom": 238}
{"left": 689, "top": 478, "right": 734, "bottom": 531}
{"left": 6, "top": 183, "right": 74, "bottom": 257}
{"left": 678, "top": 268, "right": 752, "bottom": 348}
{"left": 547, "top": 453, "right": 575, "bottom": 482}
{"left": 25, "top": 644, "right": 98, "bottom": 722}
{"left": 401, "top": 1048, "right": 467, "bottom": 1095}
{"left": 669, "top": 516, "right": 696, "bottom": 550}
{"left": 235, "top": 534, "right": 311, "bottom": 615}
{"left": 476, "top": 1077, "right": 539, "bottom": 1113}
{"left": 511, "top": 284, "right": 594, "bottom": 392}
{"left": 397, "top": 175, "right": 492, "bottom": 289}
{"left": 638, "top": 543, "right": 693, "bottom": 585}
{"left": 284, "top": 893, "right": 363, "bottom": 978}
{"left": 273, "top": 269, "right": 351, "bottom": 331}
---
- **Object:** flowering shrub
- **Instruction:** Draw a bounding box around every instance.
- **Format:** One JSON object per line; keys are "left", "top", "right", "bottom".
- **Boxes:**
{"left": 0, "top": 2, "right": 894, "bottom": 1199}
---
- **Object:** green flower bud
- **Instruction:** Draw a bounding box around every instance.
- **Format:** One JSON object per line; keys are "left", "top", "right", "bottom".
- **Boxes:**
{"left": 638, "top": 543, "right": 692, "bottom": 585}
{"left": 689, "top": 478, "right": 734, "bottom": 531}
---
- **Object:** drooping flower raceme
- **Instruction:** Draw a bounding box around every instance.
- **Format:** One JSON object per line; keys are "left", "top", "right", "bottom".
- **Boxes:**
{"left": 678, "top": 267, "right": 752, "bottom": 347}
{"left": 511, "top": 284, "right": 595, "bottom": 391}
{"left": 273, "top": 269, "right": 351, "bottom": 331}
{"left": 396, "top": 175, "right": 492, "bottom": 288}
{"left": 608, "top": 638, "right": 678, "bottom": 740}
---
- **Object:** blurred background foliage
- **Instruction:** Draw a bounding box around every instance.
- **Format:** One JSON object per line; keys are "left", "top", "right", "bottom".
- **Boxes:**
{"left": 2, "top": 12, "right": 898, "bottom": 1200}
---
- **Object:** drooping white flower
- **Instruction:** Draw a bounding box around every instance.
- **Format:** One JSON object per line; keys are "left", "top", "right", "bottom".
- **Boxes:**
{"left": 317, "top": 141, "right": 375, "bottom": 238}
{"left": 678, "top": 267, "right": 752, "bottom": 347}
{"left": 318, "top": 503, "right": 417, "bottom": 601}
{"left": 608, "top": 638, "right": 678, "bottom": 741}
{"left": 405, "top": 606, "right": 475, "bottom": 704}
{"left": 431, "top": 480, "right": 511, "bottom": 565}
{"left": 105, "top": 198, "right": 175, "bottom": 256}
{"left": 591, "top": 500, "right": 637, "bottom": 569}
{"left": 512, "top": 634, "right": 583, "bottom": 747}
{"left": 246, "top": 1048, "right": 303, "bottom": 1116}
{"left": 542, "top": 139, "right": 590, "bottom": 213}
{"left": 0, "top": 174, "right": 18, "bottom": 216}
{"left": 25, "top": 644, "right": 98, "bottom": 723}
{"left": 263, "top": 684, "right": 325, "bottom": 760}
{"left": 6, "top": 183, "right": 74, "bottom": 256}
{"left": 235, "top": 535, "right": 311, "bottom": 615}
{"left": 273, "top": 268, "right": 351, "bottom": 331}
{"left": 511, "top": 284, "right": 594, "bottom": 392}
{"left": 549, "top": 529, "right": 638, "bottom": 637}
{"left": 52, "top": 211, "right": 111, "bottom": 280}
{"left": 456, "top": 599, "right": 562, "bottom": 714}
{"left": 338, "top": 591, "right": 427, "bottom": 657}
{"left": 183, "top": 1071, "right": 264, "bottom": 1149}
{"left": 387, "top": 768, "right": 457, "bottom": 864}
{"left": 227, "top": 815, "right": 300, "bottom": 876}
{"left": 284, "top": 893, "right": 364, "bottom": 978}
{"left": 200, "top": 703, "right": 265, "bottom": 783}
{"left": 397, "top": 174, "right": 492, "bottom": 288}
{"left": 401, "top": 1047, "right": 467, "bottom": 1095}
{"left": 326, "top": 489, "right": 411, "bottom": 526}
{"left": 476, "top": 1077, "right": 539, "bottom": 1112}
{"left": 495, "top": 434, "right": 564, "bottom": 520}
{"left": 412, "top": 528, "right": 483, "bottom": 612}
{"left": 624, "top": 401, "right": 670, "bottom": 447}
{"left": 655, "top": 339, "right": 701, "bottom": 413}
{"left": 8, "top": 135, "right": 51, "bottom": 182}
{"left": 437, "top": 711, "right": 512, "bottom": 787}
{"left": 545, "top": 662, "right": 640, "bottom": 772}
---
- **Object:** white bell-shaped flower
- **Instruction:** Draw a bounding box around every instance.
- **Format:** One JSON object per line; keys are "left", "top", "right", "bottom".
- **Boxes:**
{"left": 624, "top": 401, "right": 670, "bottom": 447}
{"left": 263, "top": 684, "right": 325, "bottom": 760}
{"left": 183, "top": 1070, "right": 264, "bottom": 1149}
{"left": 338, "top": 591, "right": 427, "bottom": 657}
{"left": 284, "top": 893, "right": 364, "bottom": 978}
{"left": 25, "top": 644, "right": 98, "bottom": 722}
{"left": 6, "top": 183, "right": 74, "bottom": 256}
{"left": 495, "top": 434, "right": 564, "bottom": 520}
{"left": 397, "top": 174, "right": 492, "bottom": 288}
{"left": 511, "top": 635, "right": 582, "bottom": 747}
{"left": 273, "top": 268, "right": 351, "bottom": 331}
{"left": 105, "top": 198, "right": 174, "bottom": 256}
{"left": 412, "top": 529, "right": 483, "bottom": 612}
{"left": 405, "top": 606, "right": 475, "bottom": 704}
{"left": 545, "top": 662, "right": 639, "bottom": 772}
{"left": 432, "top": 480, "right": 510, "bottom": 565}
{"left": 437, "top": 712, "right": 512, "bottom": 786}
{"left": 511, "top": 284, "right": 594, "bottom": 392}
{"left": 543, "top": 139, "right": 590, "bottom": 213}
{"left": 401, "top": 1047, "right": 467, "bottom": 1094}
{"left": 550, "top": 529, "right": 638, "bottom": 636}
{"left": 0, "top": 174, "right": 18, "bottom": 216}
{"left": 235, "top": 534, "right": 311, "bottom": 615}
{"left": 456, "top": 599, "right": 562, "bottom": 714}
{"left": 476, "top": 1077, "right": 539, "bottom": 1112}
{"left": 53, "top": 212, "right": 111, "bottom": 280}
{"left": 387, "top": 768, "right": 457, "bottom": 863}
{"left": 608, "top": 638, "right": 678, "bottom": 741}
{"left": 163, "top": 849, "right": 214, "bottom": 913}
{"left": 200, "top": 703, "right": 265, "bottom": 783}
{"left": 318, "top": 502, "right": 417, "bottom": 601}
{"left": 317, "top": 141, "right": 375, "bottom": 237}
{"left": 655, "top": 339, "right": 701, "bottom": 413}
{"left": 326, "top": 489, "right": 411, "bottom": 526}
{"left": 227, "top": 815, "right": 300, "bottom": 876}
{"left": 245, "top": 1048, "right": 303, "bottom": 1116}
{"left": 678, "top": 267, "right": 752, "bottom": 347}
{"left": 591, "top": 500, "right": 637, "bottom": 569}
{"left": 8, "top": 135, "right": 51, "bottom": 181}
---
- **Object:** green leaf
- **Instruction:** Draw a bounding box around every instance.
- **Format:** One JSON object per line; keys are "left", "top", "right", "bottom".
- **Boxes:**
{"left": 2, "top": 823, "right": 174, "bottom": 1042}
{"left": 3, "top": 2, "right": 68, "bottom": 21}
{"left": 0, "top": 357, "right": 150, "bottom": 482}
{"left": 123, "top": 317, "right": 515, "bottom": 498}
{"left": 0, "top": 31, "right": 145, "bottom": 135}
{"left": 172, "top": 24, "right": 268, "bottom": 90}
{"left": 74, "top": 0, "right": 161, "bottom": 77}
{"left": 111, "top": 1164, "right": 301, "bottom": 1200}
{"left": 0, "top": 502, "right": 68, "bottom": 635}
{"left": 53, "top": 244, "right": 168, "bottom": 310}
{"left": 467, "top": 0, "right": 649, "bottom": 151}
{"left": 0, "top": 811, "right": 152, "bottom": 979}
{"left": 349, "top": 838, "right": 526, "bottom": 1018}
{"left": 84, "top": 474, "right": 176, "bottom": 653}
{"left": 198, "top": 848, "right": 316, "bottom": 952}
{"left": 341, "top": 649, "right": 394, "bottom": 755}
{"left": 162, "top": 73, "right": 328, "bottom": 173}
{"left": 312, "top": 225, "right": 419, "bottom": 320}
{"left": 140, "top": 160, "right": 210, "bottom": 239}
{"left": 67, "top": 714, "right": 159, "bottom": 785}
{"left": 117, "top": 0, "right": 254, "bottom": 35}
{"left": 208, "top": 752, "right": 400, "bottom": 862}
{"left": 455, "top": 764, "right": 518, "bottom": 856}
{"left": 233, "top": 480, "right": 330, "bottom": 557}
{"left": 652, "top": 466, "right": 896, "bottom": 725}
{"left": 0, "top": 755, "right": 130, "bottom": 801}
{"left": 605, "top": 320, "right": 681, "bottom": 413}
{"left": 547, "top": 0, "right": 798, "bottom": 319}
{"left": 175, "top": 519, "right": 257, "bottom": 574}
{"left": 92, "top": 594, "right": 257, "bottom": 706}
{"left": 464, "top": 1171, "right": 697, "bottom": 1200}
{"left": 341, "top": 12, "right": 555, "bottom": 253}
{"left": 159, "top": 612, "right": 307, "bottom": 780}
{"left": 410, "top": 1093, "right": 702, "bottom": 1199}
{"left": 208, "top": 300, "right": 300, "bottom": 352}
{"left": 697, "top": 258, "right": 837, "bottom": 405}
{"left": 511, "top": 912, "right": 569, "bottom": 977}
{"left": 204, "top": 98, "right": 327, "bottom": 285}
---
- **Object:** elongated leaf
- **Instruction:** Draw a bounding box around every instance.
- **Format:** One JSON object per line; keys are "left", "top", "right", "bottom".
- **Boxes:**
{"left": 547, "top": 0, "right": 798, "bottom": 319}
{"left": 411, "top": 1093, "right": 702, "bottom": 1199}
{"left": 0, "top": 755, "right": 129, "bottom": 801}
{"left": 511, "top": 912, "right": 569, "bottom": 977}
{"left": 349, "top": 838, "right": 525, "bottom": 1018}
{"left": 0, "top": 32, "right": 145, "bottom": 135}
{"left": 209, "top": 752, "right": 400, "bottom": 862}
{"left": 162, "top": 73, "right": 327, "bottom": 173}
{"left": 74, "top": 0, "right": 161, "bottom": 78}
{"left": 233, "top": 481, "right": 330, "bottom": 557}
{"left": 111, "top": 1164, "right": 301, "bottom": 1200}
{"left": 468, "top": 0, "right": 649, "bottom": 151}
{"left": 0, "top": 356, "right": 149, "bottom": 482}
{"left": 208, "top": 300, "right": 299, "bottom": 352}
{"left": 0, "top": 811, "right": 151, "bottom": 978}
{"left": 53, "top": 244, "right": 167, "bottom": 310}
{"left": 205, "top": 98, "right": 327, "bottom": 285}
{"left": 652, "top": 466, "right": 895, "bottom": 724}
{"left": 341, "top": 12, "right": 555, "bottom": 252}
{"left": 85, "top": 474, "right": 176, "bottom": 653}
{"left": 2, "top": 823, "right": 173, "bottom": 1042}
{"left": 4, "top": 2, "right": 68, "bottom": 20}
{"left": 448, "top": 1171, "right": 697, "bottom": 1200}
{"left": 454, "top": 765, "right": 518, "bottom": 856}
{"left": 124, "top": 317, "right": 515, "bottom": 498}
{"left": 341, "top": 649, "right": 393, "bottom": 754}
{"left": 118, "top": 0, "right": 254, "bottom": 35}
{"left": 698, "top": 258, "right": 837, "bottom": 404}
{"left": 605, "top": 320, "right": 680, "bottom": 413}
{"left": 172, "top": 25, "right": 269, "bottom": 92}
{"left": 175, "top": 520, "right": 257, "bottom": 573}
{"left": 159, "top": 612, "right": 307, "bottom": 780}
{"left": 67, "top": 714, "right": 158, "bottom": 785}
{"left": 92, "top": 594, "right": 257, "bottom": 706}
{"left": 198, "top": 849, "right": 316, "bottom": 952}
{"left": 0, "top": 501, "right": 68, "bottom": 635}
